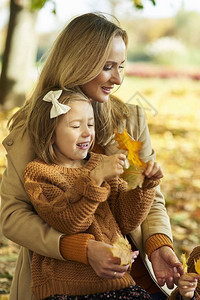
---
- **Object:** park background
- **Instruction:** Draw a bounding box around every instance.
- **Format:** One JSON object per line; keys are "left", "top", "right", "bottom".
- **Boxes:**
{"left": 0, "top": 0, "right": 200, "bottom": 295}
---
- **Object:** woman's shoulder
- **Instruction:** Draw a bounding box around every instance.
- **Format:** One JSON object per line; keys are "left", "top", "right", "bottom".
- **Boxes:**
{"left": 126, "top": 103, "right": 145, "bottom": 118}
{"left": 125, "top": 103, "right": 147, "bottom": 140}
{"left": 3, "top": 125, "right": 36, "bottom": 160}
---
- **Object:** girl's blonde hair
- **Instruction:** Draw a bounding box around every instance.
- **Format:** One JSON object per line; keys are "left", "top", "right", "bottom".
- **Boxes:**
{"left": 8, "top": 12, "right": 130, "bottom": 147}
{"left": 29, "top": 89, "right": 91, "bottom": 164}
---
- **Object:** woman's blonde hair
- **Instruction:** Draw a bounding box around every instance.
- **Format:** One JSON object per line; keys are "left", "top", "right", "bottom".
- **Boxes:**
{"left": 8, "top": 12, "right": 130, "bottom": 147}
{"left": 29, "top": 89, "right": 91, "bottom": 164}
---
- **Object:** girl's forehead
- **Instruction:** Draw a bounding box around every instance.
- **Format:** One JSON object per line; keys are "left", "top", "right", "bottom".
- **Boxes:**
{"left": 61, "top": 100, "right": 94, "bottom": 121}
{"left": 67, "top": 100, "right": 93, "bottom": 112}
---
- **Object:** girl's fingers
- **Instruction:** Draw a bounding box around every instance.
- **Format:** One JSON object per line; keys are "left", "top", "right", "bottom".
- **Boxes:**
{"left": 145, "top": 161, "right": 164, "bottom": 178}
{"left": 144, "top": 160, "right": 154, "bottom": 175}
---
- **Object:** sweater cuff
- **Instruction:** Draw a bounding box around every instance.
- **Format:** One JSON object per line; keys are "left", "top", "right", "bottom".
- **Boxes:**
{"left": 145, "top": 234, "right": 174, "bottom": 260}
{"left": 60, "top": 233, "right": 95, "bottom": 265}
{"left": 73, "top": 175, "right": 110, "bottom": 203}
{"left": 142, "top": 178, "right": 160, "bottom": 189}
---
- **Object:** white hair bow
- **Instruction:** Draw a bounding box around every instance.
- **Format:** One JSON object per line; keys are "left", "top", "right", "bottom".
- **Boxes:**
{"left": 43, "top": 90, "right": 71, "bottom": 118}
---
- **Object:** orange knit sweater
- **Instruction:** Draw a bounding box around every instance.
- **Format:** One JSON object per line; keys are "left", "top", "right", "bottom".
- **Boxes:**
{"left": 23, "top": 152, "right": 159, "bottom": 300}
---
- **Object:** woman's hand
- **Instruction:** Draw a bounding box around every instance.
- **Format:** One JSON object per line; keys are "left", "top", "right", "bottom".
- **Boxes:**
{"left": 87, "top": 239, "right": 137, "bottom": 279}
{"left": 178, "top": 273, "right": 200, "bottom": 299}
{"left": 144, "top": 160, "right": 164, "bottom": 180}
{"left": 90, "top": 154, "right": 126, "bottom": 186}
{"left": 151, "top": 246, "right": 183, "bottom": 289}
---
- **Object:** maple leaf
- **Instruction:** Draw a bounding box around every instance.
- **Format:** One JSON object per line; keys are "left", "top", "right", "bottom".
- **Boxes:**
{"left": 181, "top": 253, "right": 188, "bottom": 273}
{"left": 114, "top": 129, "right": 147, "bottom": 189}
{"left": 195, "top": 257, "right": 200, "bottom": 275}
{"left": 122, "top": 165, "right": 145, "bottom": 189}
{"left": 110, "top": 234, "right": 132, "bottom": 268}
{"left": 115, "top": 129, "right": 146, "bottom": 168}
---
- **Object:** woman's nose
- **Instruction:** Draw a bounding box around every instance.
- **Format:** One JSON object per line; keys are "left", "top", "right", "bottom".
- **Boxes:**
{"left": 111, "top": 69, "right": 122, "bottom": 85}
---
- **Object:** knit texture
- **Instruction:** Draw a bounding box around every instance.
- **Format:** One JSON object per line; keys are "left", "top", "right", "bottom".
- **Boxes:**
{"left": 93, "top": 142, "right": 173, "bottom": 295}
{"left": 23, "top": 152, "right": 159, "bottom": 299}
{"left": 145, "top": 234, "right": 174, "bottom": 260}
{"left": 60, "top": 233, "right": 95, "bottom": 265}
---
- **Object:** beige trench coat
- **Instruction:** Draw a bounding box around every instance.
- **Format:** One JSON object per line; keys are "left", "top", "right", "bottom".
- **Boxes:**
{"left": 0, "top": 105, "right": 173, "bottom": 299}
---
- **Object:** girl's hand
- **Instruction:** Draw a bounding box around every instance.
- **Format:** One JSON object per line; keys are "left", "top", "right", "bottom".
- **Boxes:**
{"left": 144, "top": 160, "right": 164, "bottom": 179}
{"left": 178, "top": 273, "right": 200, "bottom": 299}
{"left": 131, "top": 250, "right": 139, "bottom": 264}
{"left": 90, "top": 154, "right": 126, "bottom": 186}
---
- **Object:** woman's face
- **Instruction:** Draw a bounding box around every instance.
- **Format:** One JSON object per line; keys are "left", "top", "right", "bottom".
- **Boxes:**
{"left": 80, "top": 36, "right": 126, "bottom": 103}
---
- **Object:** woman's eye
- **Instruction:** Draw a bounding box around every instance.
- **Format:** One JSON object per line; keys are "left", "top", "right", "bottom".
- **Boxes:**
{"left": 72, "top": 126, "right": 80, "bottom": 128}
{"left": 103, "top": 65, "right": 112, "bottom": 71}
{"left": 88, "top": 124, "right": 94, "bottom": 127}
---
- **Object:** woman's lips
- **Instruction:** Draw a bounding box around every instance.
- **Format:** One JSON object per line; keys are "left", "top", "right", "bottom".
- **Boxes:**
{"left": 102, "top": 87, "right": 113, "bottom": 94}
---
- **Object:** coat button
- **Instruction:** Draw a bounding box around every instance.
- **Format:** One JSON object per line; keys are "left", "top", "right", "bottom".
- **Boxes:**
{"left": 6, "top": 139, "right": 14, "bottom": 146}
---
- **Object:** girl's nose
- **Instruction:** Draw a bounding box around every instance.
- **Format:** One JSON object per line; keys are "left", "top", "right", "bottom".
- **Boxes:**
{"left": 82, "top": 126, "right": 91, "bottom": 137}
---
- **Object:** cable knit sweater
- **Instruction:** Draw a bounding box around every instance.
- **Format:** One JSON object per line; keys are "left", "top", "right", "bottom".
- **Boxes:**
{"left": 23, "top": 152, "right": 159, "bottom": 300}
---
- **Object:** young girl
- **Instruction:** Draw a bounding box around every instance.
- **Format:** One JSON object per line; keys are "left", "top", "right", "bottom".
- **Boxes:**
{"left": 1, "top": 13, "right": 183, "bottom": 299}
{"left": 23, "top": 88, "right": 160, "bottom": 299}
{"left": 168, "top": 247, "right": 200, "bottom": 300}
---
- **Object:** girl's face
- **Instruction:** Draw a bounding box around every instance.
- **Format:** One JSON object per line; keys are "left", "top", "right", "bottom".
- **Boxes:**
{"left": 80, "top": 36, "right": 126, "bottom": 103}
{"left": 53, "top": 101, "right": 95, "bottom": 168}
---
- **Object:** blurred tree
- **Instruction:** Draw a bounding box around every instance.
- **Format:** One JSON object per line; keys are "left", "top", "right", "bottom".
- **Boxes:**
{"left": 133, "top": 0, "right": 156, "bottom": 9}
{"left": 0, "top": 0, "right": 38, "bottom": 109}
{"left": 0, "top": 0, "right": 55, "bottom": 110}
{"left": 0, "top": 0, "right": 155, "bottom": 110}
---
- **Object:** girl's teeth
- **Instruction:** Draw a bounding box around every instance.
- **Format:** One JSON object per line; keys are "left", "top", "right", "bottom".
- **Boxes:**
{"left": 77, "top": 143, "right": 88, "bottom": 147}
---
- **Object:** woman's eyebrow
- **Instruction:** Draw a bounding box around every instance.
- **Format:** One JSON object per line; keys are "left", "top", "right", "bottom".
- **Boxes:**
{"left": 106, "top": 60, "right": 126, "bottom": 65}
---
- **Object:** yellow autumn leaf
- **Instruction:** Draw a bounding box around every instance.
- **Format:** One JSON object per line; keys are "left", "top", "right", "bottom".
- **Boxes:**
{"left": 114, "top": 129, "right": 147, "bottom": 168}
{"left": 114, "top": 129, "right": 147, "bottom": 189}
{"left": 181, "top": 253, "right": 188, "bottom": 273}
{"left": 195, "top": 257, "right": 200, "bottom": 274}
{"left": 122, "top": 165, "right": 145, "bottom": 190}
{"left": 110, "top": 234, "right": 132, "bottom": 268}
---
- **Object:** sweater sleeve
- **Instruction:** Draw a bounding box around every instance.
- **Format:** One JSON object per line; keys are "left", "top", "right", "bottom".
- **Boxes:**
{"left": 108, "top": 176, "right": 160, "bottom": 234}
{"left": 145, "top": 234, "right": 174, "bottom": 259}
{"left": 24, "top": 166, "right": 110, "bottom": 235}
{"left": 60, "top": 233, "right": 95, "bottom": 264}
{"left": 1, "top": 129, "right": 97, "bottom": 263}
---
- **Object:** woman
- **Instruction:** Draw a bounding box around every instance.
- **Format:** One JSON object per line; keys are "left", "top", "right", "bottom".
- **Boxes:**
{"left": 0, "top": 12, "right": 183, "bottom": 300}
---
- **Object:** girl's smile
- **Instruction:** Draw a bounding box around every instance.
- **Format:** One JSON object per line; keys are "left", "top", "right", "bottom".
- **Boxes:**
{"left": 53, "top": 100, "right": 95, "bottom": 168}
